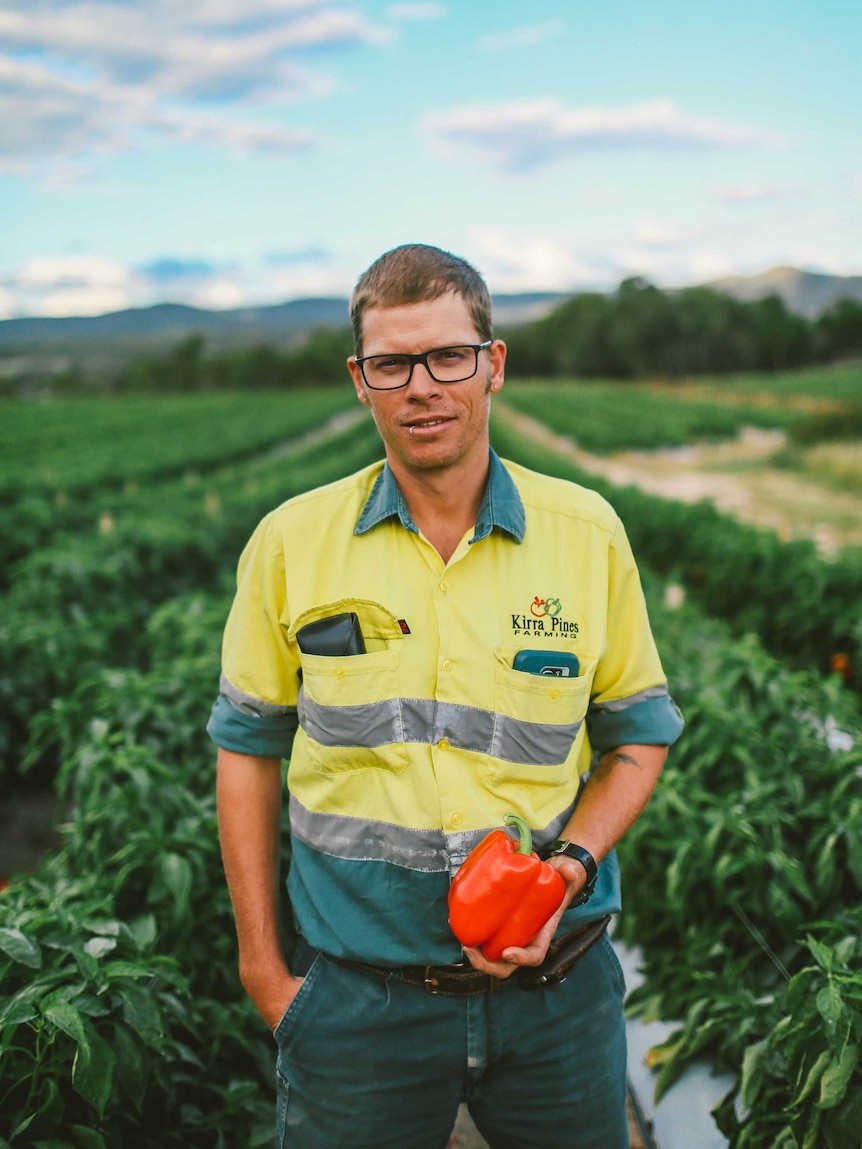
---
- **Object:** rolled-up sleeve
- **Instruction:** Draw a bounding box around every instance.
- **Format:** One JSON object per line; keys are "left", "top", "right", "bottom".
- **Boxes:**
{"left": 586, "top": 517, "right": 684, "bottom": 754}
{"left": 207, "top": 515, "right": 301, "bottom": 760}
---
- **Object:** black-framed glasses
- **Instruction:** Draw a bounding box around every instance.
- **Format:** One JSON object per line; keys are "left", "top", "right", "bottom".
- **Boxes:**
{"left": 355, "top": 341, "right": 492, "bottom": 391}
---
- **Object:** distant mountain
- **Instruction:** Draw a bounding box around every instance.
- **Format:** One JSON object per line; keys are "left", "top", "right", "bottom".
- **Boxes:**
{"left": 0, "top": 298, "right": 350, "bottom": 354}
{"left": 707, "top": 267, "right": 862, "bottom": 318}
{"left": 3, "top": 270, "right": 858, "bottom": 376}
{"left": 0, "top": 293, "right": 569, "bottom": 357}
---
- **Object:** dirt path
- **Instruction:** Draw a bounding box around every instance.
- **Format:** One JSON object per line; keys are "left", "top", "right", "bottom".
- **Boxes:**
{"left": 495, "top": 403, "right": 862, "bottom": 556}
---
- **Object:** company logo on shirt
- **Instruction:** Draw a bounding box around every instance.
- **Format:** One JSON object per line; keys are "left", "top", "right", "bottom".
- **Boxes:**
{"left": 512, "top": 596, "right": 579, "bottom": 637}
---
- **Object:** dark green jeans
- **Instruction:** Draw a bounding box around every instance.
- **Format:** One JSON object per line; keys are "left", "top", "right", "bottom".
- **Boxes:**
{"left": 274, "top": 934, "right": 628, "bottom": 1149}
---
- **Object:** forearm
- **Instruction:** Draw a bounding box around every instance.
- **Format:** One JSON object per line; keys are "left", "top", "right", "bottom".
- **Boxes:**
{"left": 464, "top": 743, "right": 667, "bottom": 977}
{"left": 562, "top": 743, "right": 668, "bottom": 865}
{"left": 216, "top": 748, "right": 289, "bottom": 980}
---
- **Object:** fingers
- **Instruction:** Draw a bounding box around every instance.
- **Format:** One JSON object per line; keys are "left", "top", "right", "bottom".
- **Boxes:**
{"left": 463, "top": 945, "right": 520, "bottom": 979}
{"left": 460, "top": 861, "right": 588, "bottom": 978}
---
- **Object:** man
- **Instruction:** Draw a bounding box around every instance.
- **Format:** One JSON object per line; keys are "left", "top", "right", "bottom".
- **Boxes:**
{"left": 209, "top": 244, "right": 684, "bottom": 1149}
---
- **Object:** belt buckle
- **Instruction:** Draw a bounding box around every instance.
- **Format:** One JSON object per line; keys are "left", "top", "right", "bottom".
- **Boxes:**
{"left": 424, "top": 965, "right": 441, "bottom": 994}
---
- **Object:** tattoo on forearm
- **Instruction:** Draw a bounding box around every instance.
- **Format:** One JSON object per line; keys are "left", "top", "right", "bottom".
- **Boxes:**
{"left": 593, "top": 751, "right": 642, "bottom": 782}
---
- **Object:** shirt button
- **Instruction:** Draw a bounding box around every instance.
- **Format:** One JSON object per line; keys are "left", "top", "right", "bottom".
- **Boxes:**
{"left": 437, "top": 737, "right": 450, "bottom": 750}
{"left": 451, "top": 813, "right": 463, "bottom": 826}
{"left": 439, "top": 581, "right": 449, "bottom": 593}
{"left": 548, "top": 688, "right": 560, "bottom": 700}
{"left": 334, "top": 668, "right": 345, "bottom": 680}
{"left": 442, "top": 659, "right": 453, "bottom": 671}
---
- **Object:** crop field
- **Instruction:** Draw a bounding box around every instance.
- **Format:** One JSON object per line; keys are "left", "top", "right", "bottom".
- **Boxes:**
{"left": 1, "top": 376, "right": 860, "bottom": 1148}
{"left": 0, "top": 389, "right": 355, "bottom": 495}
{"left": 501, "top": 362, "right": 862, "bottom": 456}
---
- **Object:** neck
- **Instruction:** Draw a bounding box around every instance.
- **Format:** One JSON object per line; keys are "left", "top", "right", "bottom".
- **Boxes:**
{"left": 389, "top": 447, "right": 490, "bottom": 563}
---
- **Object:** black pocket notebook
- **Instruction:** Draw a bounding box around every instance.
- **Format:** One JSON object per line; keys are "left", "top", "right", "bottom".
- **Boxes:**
{"left": 295, "top": 612, "right": 366, "bottom": 657}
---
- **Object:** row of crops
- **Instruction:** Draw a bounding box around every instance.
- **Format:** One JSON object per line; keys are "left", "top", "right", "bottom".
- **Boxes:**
{"left": 1, "top": 380, "right": 860, "bottom": 1147}
{"left": 501, "top": 362, "right": 862, "bottom": 455}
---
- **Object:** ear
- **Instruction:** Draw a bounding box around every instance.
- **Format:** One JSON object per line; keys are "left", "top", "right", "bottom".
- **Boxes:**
{"left": 488, "top": 339, "right": 506, "bottom": 393}
{"left": 347, "top": 356, "right": 369, "bottom": 404}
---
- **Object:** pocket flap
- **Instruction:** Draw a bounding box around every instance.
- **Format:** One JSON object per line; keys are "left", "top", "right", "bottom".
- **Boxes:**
{"left": 289, "top": 598, "right": 405, "bottom": 649}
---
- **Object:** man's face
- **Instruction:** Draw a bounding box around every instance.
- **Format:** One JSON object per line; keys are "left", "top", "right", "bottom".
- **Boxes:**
{"left": 347, "top": 291, "right": 506, "bottom": 479}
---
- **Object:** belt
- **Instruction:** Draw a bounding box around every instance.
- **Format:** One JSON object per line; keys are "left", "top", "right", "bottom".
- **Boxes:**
{"left": 329, "top": 915, "right": 612, "bottom": 996}
{"left": 330, "top": 956, "right": 501, "bottom": 996}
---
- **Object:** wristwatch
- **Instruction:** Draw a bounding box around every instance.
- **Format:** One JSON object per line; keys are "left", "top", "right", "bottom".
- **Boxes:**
{"left": 541, "top": 840, "right": 598, "bottom": 906}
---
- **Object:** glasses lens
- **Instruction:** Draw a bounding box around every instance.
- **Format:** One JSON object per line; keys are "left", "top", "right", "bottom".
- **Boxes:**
{"left": 426, "top": 346, "right": 478, "bottom": 381}
{"left": 362, "top": 354, "right": 411, "bottom": 389}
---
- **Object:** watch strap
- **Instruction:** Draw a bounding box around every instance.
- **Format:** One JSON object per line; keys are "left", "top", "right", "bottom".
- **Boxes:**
{"left": 541, "top": 840, "right": 598, "bottom": 905}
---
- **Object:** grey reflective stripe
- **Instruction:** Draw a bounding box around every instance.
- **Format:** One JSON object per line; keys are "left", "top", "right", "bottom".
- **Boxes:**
{"left": 289, "top": 794, "right": 579, "bottom": 875}
{"left": 299, "top": 691, "right": 403, "bottom": 748}
{"left": 289, "top": 794, "right": 449, "bottom": 872}
{"left": 220, "top": 672, "right": 297, "bottom": 719}
{"left": 298, "top": 692, "right": 583, "bottom": 766}
{"left": 589, "top": 684, "right": 668, "bottom": 713}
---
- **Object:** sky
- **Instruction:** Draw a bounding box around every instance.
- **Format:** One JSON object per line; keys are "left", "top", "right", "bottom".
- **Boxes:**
{"left": 1, "top": 0, "right": 860, "bottom": 319}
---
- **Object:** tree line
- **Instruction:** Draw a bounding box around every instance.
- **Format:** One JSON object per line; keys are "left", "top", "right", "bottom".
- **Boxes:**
{"left": 97, "top": 281, "right": 862, "bottom": 393}
{"left": 503, "top": 278, "right": 862, "bottom": 379}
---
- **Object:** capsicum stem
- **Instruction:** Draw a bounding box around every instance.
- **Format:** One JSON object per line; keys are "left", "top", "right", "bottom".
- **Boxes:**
{"left": 503, "top": 813, "right": 533, "bottom": 856}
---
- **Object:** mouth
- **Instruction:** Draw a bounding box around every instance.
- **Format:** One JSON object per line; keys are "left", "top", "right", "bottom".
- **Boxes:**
{"left": 403, "top": 415, "right": 454, "bottom": 436}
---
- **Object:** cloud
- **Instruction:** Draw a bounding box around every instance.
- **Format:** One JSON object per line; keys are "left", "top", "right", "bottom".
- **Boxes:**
{"left": 0, "top": 284, "right": 17, "bottom": 319}
{"left": 190, "top": 278, "right": 247, "bottom": 310}
{"left": 715, "top": 182, "right": 783, "bottom": 204}
{"left": 17, "top": 254, "right": 131, "bottom": 290}
{"left": 2, "top": 248, "right": 357, "bottom": 318}
{"left": 0, "top": 52, "right": 314, "bottom": 169}
{"left": 633, "top": 222, "right": 703, "bottom": 248}
{"left": 425, "top": 97, "right": 790, "bottom": 172}
{"left": 473, "top": 231, "right": 613, "bottom": 293}
{"left": 0, "top": 0, "right": 387, "bottom": 168}
{"left": 11, "top": 254, "right": 136, "bottom": 316}
{"left": 386, "top": 3, "right": 446, "bottom": 18}
{"left": 479, "top": 21, "right": 564, "bottom": 52}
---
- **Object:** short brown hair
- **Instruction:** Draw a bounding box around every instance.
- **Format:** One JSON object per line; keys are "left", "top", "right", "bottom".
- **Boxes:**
{"left": 350, "top": 244, "right": 493, "bottom": 354}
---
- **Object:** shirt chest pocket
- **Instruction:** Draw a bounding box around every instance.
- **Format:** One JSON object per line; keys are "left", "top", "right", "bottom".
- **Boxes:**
{"left": 491, "top": 647, "right": 593, "bottom": 771}
{"left": 290, "top": 600, "right": 408, "bottom": 776}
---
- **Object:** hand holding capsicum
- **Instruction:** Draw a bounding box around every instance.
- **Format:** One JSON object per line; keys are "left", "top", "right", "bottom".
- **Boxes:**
{"left": 448, "top": 814, "right": 570, "bottom": 964}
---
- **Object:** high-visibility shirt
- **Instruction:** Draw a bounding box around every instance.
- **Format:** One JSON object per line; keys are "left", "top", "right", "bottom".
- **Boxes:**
{"left": 208, "top": 451, "right": 684, "bottom": 965}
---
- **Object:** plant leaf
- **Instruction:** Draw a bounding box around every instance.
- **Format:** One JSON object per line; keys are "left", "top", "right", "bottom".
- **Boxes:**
{"left": 83, "top": 937, "right": 117, "bottom": 960}
{"left": 112, "top": 1024, "right": 148, "bottom": 1111}
{"left": 71, "top": 1126, "right": 107, "bottom": 1149}
{"left": 43, "top": 1002, "right": 86, "bottom": 1045}
{"left": 72, "top": 1020, "right": 115, "bottom": 1119}
{"left": 818, "top": 1042, "right": 858, "bottom": 1110}
{"left": 0, "top": 926, "right": 42, "bottom": 969}
{"left": 816, "top": 982, "right": 847, "bottom": 1037}
{"left": 791, "top": 1049, "right": 831, "bottom": 1109}
{"left": 740, "top": 1036, "right": 771, "bottom": 1111}
{"left": 160, "top": 852, "right": 193, "bottom": 919}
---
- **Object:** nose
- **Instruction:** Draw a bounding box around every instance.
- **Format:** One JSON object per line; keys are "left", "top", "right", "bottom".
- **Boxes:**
{"left": 405, "top": 358, "right": 442, "bottom": 396}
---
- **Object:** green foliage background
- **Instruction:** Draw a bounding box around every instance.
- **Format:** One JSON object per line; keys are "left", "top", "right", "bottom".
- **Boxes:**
{"left": 1, "top": 367, "right": 861, "bottom": 1147}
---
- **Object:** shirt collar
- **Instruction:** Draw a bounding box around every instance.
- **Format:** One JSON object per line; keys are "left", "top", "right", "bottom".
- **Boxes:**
{"left": 354, "top": 449, "right": 525, "bottom": 544}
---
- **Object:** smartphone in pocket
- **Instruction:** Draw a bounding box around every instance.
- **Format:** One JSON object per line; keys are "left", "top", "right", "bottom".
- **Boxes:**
{"left": 513, "top": 649, "right": 580, "bottom": 677}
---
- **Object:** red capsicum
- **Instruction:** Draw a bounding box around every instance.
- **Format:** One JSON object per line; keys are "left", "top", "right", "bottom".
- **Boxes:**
{"left": 448, "top": 813, "right": 567, "bottom": 961}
